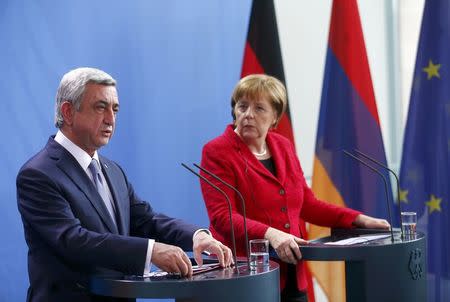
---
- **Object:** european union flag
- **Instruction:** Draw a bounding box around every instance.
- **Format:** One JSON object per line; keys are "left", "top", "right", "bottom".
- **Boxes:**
{"left": 399, "top": 0, "right": 450, "bottom": 300}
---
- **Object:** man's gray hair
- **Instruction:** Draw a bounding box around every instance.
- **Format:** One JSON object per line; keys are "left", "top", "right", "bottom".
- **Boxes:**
{"left": 54, "top": 67, "right": 116, "bottom": 128}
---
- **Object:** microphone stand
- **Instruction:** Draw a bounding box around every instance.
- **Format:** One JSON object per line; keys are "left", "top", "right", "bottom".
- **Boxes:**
{"left": 181, "top": 163, "right": 239, "bottom": 272}
{"left": 343, "top": 150, "right": 395, "bottom": 242}
{"left": 353, "top": 149, "right": 404, "bottom": 238}
{"left": 193, "top": 163, "right": 250, "bottom": 269}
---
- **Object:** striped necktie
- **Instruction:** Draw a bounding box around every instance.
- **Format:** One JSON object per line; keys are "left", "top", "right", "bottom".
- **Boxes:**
{"left": 88, "top": 158, "right": 117, "bottom": 225}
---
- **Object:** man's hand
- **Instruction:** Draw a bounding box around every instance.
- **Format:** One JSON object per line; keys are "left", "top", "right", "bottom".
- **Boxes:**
{"left": 193, "top": 231, "right": 233, "bottom": 268}
{"left": 152, "top": 242, "right": 193, "bottom": 277}
{"left": 264, "top": 227, "right": 308, "bottom": 265}
{"left": 353, "top": 214, "right": 391, "bottom": 229}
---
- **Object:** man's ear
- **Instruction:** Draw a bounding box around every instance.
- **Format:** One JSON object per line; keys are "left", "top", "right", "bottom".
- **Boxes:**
{"left": 60, "top": 101, "right": 74, "bottom": 126}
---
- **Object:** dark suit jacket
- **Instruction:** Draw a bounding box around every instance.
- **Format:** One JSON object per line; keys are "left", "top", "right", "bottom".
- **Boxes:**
{"left": 17, "top": 137, "right": 198, "bottom": 302}
{"left": 200, "top": 125, "right": 361, "bottom": 291}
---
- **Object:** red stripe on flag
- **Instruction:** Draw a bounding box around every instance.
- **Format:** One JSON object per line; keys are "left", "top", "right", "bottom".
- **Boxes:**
{"left": 328, "top": 0, "right": 380, "bottom": 125}
{"left": 241, "top": 42, "right": 265, "bottom": 77}
{"left": 276, "top": 114, "right": 296, "bottom": 145}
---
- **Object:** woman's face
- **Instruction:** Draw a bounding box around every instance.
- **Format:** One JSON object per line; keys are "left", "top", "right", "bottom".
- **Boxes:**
{"left": 234, "top": 96, "right": 277, "bottom": 142}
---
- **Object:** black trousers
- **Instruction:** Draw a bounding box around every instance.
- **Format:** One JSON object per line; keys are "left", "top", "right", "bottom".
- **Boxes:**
{"left": 281, "top": 264, "right": 308, "bottom": 302}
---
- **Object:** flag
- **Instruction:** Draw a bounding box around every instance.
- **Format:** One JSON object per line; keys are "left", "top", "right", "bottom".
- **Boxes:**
{"left": 309, "top": 1, "right": 392, "bottom": 301}
{"left": 399, "top": 0, "right": 450, "bottom": 300}
{"left": 241, "top": 0, "right": 314, "bottom": 300}
{"left": 241, "top": 0, "right": 295, "bottom": 143}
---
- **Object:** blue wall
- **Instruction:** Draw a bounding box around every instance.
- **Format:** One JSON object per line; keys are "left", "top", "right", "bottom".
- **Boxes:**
{"left": 0, "top": 1, "right": 251, "bottom": 300}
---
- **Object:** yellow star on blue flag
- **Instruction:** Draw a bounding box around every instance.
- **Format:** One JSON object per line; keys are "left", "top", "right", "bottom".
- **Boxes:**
{"left": 426, "top": 194, "right": 442, "bottom": 214}
{"left": 422, "top": 59, "right": 441, "bottom": 79}
{"left": 399, "top": 188, "right": 409, "bottom": 203}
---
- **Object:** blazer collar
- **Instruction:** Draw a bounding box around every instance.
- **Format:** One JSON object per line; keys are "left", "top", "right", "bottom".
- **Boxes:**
{"left": 223, "top": 125, "right": 287, "bottom": 184}
{"left": 46, "top": 137, "right": 119, "bottom": 234}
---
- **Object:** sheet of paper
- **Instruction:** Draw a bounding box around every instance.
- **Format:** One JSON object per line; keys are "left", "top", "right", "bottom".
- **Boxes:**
{"left": 143, "top": 262, "right": 221, "bottom": 278}
{"left": 324, "top": 234, "right": 391, "bottom": 245}
{"left": 192, "top": 263, "right": 221, "bottom": 274}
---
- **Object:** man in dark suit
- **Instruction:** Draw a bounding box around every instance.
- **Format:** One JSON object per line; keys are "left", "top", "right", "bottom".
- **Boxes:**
{"left": 16, "top": 67, "right": 233, "bottom": 302}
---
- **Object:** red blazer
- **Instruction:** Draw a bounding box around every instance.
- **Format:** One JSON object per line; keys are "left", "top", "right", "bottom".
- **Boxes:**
{"left": 200, "top": 125, "right": 360, "bottom": 291}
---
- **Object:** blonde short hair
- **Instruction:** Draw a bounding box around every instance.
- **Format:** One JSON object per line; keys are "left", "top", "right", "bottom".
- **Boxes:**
{"left": 231, "top": 74, "right": 287, "bottom": 127}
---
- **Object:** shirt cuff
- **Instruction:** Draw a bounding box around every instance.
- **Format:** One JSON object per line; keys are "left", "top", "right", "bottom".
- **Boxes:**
{"left": 193, "top": 228, "right": 211, "bottom": 240}
{"left": 143, "top": 239, "right": 155, "bottom": 277}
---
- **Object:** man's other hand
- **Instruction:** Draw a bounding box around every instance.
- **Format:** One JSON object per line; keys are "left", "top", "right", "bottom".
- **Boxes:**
{"left": 192, "top": 231, "right": 233, "bottom": 268}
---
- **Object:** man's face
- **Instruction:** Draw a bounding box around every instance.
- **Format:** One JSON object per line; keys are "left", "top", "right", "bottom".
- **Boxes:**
{"left": 66, "top": 83, "right": 119, "bottom": 156}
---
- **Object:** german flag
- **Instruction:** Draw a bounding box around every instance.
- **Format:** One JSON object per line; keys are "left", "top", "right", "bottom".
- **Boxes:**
{"left": 241, "top": 0, "right": 295, "bottom": 143}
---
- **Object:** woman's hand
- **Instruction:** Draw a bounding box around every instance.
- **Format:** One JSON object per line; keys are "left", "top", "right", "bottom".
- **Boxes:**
{"left": 264, "top": 227, "right": 308, "bottom": 264}
{"left": 353, "top": 214, "right": 391, "bottom": 229}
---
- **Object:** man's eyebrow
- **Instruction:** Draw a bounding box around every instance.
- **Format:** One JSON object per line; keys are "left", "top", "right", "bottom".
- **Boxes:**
{"left": 94, "top": 99, "right": 119, "bottom": 107}
{"left": 95, "top": 100, "right": 118, "bottom": 105}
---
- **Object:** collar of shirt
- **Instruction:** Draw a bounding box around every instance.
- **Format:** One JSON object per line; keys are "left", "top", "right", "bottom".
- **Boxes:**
{"left": 54, "top": 130, "right": 100, "bottom": 173}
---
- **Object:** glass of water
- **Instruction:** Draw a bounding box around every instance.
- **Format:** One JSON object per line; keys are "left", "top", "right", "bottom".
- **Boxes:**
{"left": 249, "top": 239, "right": 269, "bottom": 271}
{"left": 401, "top": 211, "right": 417, "bottom": 240}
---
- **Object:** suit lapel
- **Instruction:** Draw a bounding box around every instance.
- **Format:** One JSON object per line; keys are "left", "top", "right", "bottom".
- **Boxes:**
{"left": 245, "top": 150, "right": 278, "bottom": 182}
{"left": 48, "top": 139, "right": 119, "bottom": 234}
{"left": 266, "top": 131, "right": 287, "bottom": 185}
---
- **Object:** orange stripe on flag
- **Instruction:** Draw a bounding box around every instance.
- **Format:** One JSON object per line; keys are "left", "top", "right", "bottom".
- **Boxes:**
{"left": 311, "top": 156, "right": 346, "bottom": 207}
{"left": 308, "top": 156, "right": 346, "bottom": 302}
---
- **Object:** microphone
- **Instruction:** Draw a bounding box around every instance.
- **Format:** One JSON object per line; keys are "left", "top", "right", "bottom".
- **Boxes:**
{"left": 181, "top": 163, "right": 238, "bottom": 270}
{"left": 193, "top": 163, "right": 250, "bottom": 268}
{"left": 352, "top": 149, "right": 404, "bottom": 238}
{"left": 342, "top": 150, "right": 395, "bottom": 242}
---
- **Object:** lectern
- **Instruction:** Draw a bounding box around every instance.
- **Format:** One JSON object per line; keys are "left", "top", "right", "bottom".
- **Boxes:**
{"left": 302, "top": 230, "right": 426, "bottom": 302}
{"left": 89, "top": 260, "right": 280, "bottom": 302}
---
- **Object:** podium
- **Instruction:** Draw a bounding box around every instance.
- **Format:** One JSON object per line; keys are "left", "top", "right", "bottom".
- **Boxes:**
{"left": 301, "top": 230, "right": 426, "bottom": 302}
{"left": 88, "top": 260, "right": 280, "bottom": 302}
